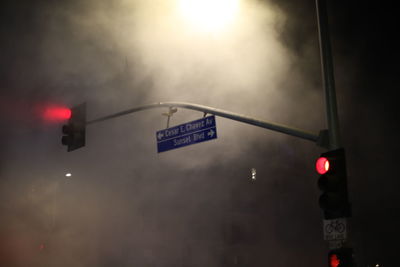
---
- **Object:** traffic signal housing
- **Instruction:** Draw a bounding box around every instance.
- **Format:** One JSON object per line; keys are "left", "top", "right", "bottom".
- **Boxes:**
{"left": 328, "top": 248, "right": 353, "bottom": 267}
{"left": 61, "top": 103, "right": 86, "bottom": 152}
{"left": 316, "top": 148, "right": 351, "bottom": 219}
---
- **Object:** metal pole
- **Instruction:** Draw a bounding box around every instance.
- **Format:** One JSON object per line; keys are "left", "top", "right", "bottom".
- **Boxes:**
{"left": 86, "top": 101, "right": 320, "bottom": 144}
{"left": 316, "top": 0, "right": 341, "bottom": 149}
{"left": 315, "top": 2, "right": 355, "bottom": 265}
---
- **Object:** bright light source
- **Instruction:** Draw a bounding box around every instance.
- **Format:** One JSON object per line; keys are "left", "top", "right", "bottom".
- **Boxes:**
{"left": 329, "top": 254, "right": 340, "bottom": 267}
{"left": 43, "top": 106, "right": 71, "bottom": 121}
{"left": 251, "top": 168, "right": 256, "bottom": 180}
{"left": 178, "top": 0, "right": 240, "bottom": 33}
{"left": 65, "top": 173, "right": 72, "bottom": 177}
{"left": 316, "top": 157, "right": 330, "bottom": 175}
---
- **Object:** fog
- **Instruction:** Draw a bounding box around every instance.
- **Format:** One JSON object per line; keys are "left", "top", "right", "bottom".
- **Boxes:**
{"left": 1, "top": 0, "right": 331, "bottom": 266}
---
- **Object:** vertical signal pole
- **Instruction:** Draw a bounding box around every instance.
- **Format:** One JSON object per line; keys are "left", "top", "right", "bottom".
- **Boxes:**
{"left": 315, "top": 1, "right": 354, "bottom": 266}
{"left": 315, "top": 0, "right": 341, "bottom": 150}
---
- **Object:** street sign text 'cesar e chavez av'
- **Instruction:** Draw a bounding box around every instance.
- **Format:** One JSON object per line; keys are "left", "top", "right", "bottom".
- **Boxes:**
{"left": 156, "top": 116, "right": 217, "bottom": 153}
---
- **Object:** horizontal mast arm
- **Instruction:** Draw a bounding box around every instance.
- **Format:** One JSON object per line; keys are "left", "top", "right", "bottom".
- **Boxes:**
{"left": 86, "top": 102, "right": 320, "bottom": 143}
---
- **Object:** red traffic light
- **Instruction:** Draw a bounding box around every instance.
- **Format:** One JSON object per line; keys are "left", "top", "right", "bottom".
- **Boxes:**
{"left": 61, "top": 103, "right": 86, "bottom": 152}
{"left": 43, "top": 106, "right": 71, "bottom": 121}
{"left": 329, "top": 253, "right": 340, "bottom": 267}
{"left": 328, "top": 247, "right": 353, "bottom": 267}
{"left": 316, "top": 156, "right": 330, "bottom": 175}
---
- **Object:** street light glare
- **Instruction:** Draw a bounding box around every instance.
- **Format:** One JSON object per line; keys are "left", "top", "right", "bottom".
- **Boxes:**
{"left": 178, "top": 0, "right": 240, "bottom": 33}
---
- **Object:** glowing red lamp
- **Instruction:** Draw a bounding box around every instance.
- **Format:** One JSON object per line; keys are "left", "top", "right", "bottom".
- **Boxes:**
{"left": 316, "top": 156, "right": 330, "bottom": 175}
{"left": 329, "top": 254, "right": 340, "bottom": 267}
{"left": 43, "top": 107, "right": 71, "bottom": 121}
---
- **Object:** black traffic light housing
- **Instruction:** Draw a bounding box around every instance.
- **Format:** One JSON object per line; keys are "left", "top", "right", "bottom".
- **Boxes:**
{"left": 61, "top": 103, "right": 86, "bottom": 152}
{"left": 328, "top": 247, "right": 353, "bottom": 267}
{"left": 316, "top": 148, "right": 351, "bottom": 219}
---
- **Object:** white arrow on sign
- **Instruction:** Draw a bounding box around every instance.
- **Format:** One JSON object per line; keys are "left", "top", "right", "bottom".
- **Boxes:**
{"left": 207, "top": 129, "right": 215, "bottom": 137}
{"left": 157, "top": 132, "right": 164, "bottom": 140}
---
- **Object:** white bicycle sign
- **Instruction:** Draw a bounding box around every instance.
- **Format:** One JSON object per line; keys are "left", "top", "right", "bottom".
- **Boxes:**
{"left": 323, "top": 218, "right": 347, "bottom": 241}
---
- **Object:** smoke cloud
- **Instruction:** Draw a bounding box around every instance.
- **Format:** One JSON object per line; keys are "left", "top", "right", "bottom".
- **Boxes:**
{"left": 1, "top": 1, "right": 327, "bottom": 266}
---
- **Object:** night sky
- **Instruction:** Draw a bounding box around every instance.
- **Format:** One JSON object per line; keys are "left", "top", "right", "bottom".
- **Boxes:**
{"left": 0, "top": 1, "right": 399, "bottom": 266}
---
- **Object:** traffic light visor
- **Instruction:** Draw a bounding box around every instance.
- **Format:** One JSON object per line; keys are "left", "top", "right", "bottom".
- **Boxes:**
{"left": 316, "top": 157, "right": 330, "bottom": 175}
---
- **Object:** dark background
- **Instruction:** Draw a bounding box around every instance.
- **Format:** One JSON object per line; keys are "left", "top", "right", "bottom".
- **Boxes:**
{"left": 1, "top": 1, "right": 399, "bottom": 266}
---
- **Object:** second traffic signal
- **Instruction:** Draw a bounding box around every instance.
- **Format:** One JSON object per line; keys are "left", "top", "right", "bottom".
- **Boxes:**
{"left": 316, "top": 148, "right": 351, "bottom": 219}
{"left": 61, "top": 103, "right": 86, "bottom": 152}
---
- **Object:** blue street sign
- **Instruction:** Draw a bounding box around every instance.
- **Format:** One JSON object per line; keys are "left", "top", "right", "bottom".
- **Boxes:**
{"left": 156, "top": 116, "right": 217, "bottom": 153}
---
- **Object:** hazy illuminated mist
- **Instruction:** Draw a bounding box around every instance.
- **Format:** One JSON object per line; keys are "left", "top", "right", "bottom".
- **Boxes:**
{"left": 0, "top": 1, "right": 326, "bottom": 266}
